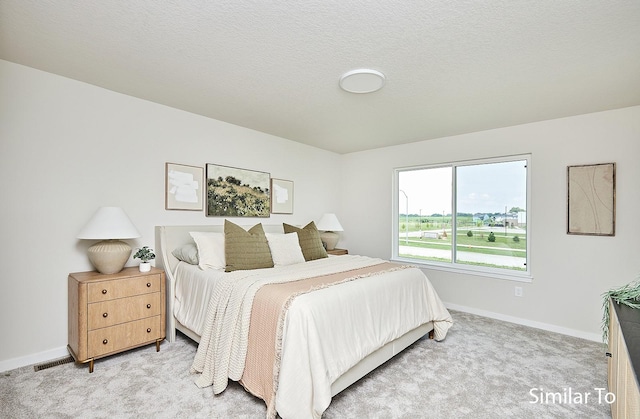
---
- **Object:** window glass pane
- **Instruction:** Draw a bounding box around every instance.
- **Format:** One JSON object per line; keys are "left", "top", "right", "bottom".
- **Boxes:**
{"left": 398, "top": 167, "right": 452, "bottom": 263}
{"left": 455, "top": 160, "right": 527, "bottom": 271}
{"left": 394, "top": 155, "right": 529, "bottom": 278}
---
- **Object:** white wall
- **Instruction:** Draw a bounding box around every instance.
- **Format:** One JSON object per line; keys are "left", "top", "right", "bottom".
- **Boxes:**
{"left": 0, "top": 60, "right": 342, "bottom": 370}
{"left": 340, "top": 105, "right": 640, "bottom": 340}
{"left": 3, "top": 58, "right": 639, "bottom": 371}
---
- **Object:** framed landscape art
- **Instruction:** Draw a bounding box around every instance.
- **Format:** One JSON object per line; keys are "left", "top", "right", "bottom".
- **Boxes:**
{"left": 205, "top": 164, "right": 271, "bottom": 217}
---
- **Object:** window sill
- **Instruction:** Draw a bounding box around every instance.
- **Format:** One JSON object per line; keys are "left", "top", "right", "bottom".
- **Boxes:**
{"left": 390, "top": 257, "right": 533, "bottom": 283}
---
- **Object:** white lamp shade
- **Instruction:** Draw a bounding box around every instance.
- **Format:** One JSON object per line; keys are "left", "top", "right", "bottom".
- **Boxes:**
{"left": 316, "top": 213, "right": 343, "bottom": 232}
{"left": 77, "top": 207, "right": 141, "bottom": 239}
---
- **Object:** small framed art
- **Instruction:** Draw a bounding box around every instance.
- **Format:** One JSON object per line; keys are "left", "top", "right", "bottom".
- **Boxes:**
{"left": 206, "top": 164, "right": 271, "bottom": 217}
{"left": 567, "top": 162, "right": 615, "bottom": 236}
{"left": 165, "top": 163, "right": 204, "bottom": 211}
{"left": 271, "top": 178, "right": 294, "bottom": 214}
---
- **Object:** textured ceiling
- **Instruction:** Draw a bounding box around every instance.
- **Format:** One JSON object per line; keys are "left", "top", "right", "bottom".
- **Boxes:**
{"left": 1, "top": 1, "right": 639, "bottom": 154}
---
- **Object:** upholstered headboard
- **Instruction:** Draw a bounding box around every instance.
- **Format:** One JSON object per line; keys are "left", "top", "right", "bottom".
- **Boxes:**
{"left": 155, "top": 223, "right": 287, "bottom": 342}
{"left": 155, "top": 224, "right": 286, "bottom": 275}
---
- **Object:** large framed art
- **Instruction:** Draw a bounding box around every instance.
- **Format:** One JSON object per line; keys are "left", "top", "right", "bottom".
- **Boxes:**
{"left": 165, "top": 163, "right": 204, "bottom": 211}
{"left": 205, "top": 164, "right": 271, "bottom": 217}
{"left": 567, "top": 162, "right": 615, "bottom": 236}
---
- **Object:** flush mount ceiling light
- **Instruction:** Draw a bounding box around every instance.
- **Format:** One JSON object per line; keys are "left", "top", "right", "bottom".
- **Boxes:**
{"left": 339, "top": 69, "right": 386, "bottom": 94}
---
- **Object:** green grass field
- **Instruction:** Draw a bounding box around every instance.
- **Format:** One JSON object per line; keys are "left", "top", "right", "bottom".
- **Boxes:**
{"left": 398, "top": 215, "right": 526, "bottom": 270}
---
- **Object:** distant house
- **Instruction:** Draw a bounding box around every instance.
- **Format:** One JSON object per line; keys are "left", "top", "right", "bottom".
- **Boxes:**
{"left": 472, "top": 213, "right": 488, "bottom": 224}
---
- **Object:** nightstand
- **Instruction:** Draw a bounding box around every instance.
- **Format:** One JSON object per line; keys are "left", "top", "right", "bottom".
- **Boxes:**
{"left": 67, "top": 267, "right": 166, "bottom": 372}
{"left": 326, "top": 248, "right": 348, "bottom": 255}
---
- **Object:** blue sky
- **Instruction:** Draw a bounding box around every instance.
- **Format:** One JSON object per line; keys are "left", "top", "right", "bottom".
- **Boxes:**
{"left": 398, "top": 159, "right": 527, "bottom": 215}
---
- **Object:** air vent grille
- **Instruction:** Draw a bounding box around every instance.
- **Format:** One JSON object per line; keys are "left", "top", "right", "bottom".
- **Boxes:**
{"left": 33, "top": 356, "right": 74, "bottom": 372}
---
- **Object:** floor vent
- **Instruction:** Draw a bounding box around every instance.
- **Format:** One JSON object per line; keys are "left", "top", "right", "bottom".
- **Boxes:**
{"left": 33, "top": 356, "right": 74, "bottom": 372}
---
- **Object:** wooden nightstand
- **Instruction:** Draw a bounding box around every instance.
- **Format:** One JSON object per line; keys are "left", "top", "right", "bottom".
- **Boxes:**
{"left": 326, "top": 248, "right": 348, "bottom": 255}
{"left": 68, "top": 267, "right": 166, "bottom": 372}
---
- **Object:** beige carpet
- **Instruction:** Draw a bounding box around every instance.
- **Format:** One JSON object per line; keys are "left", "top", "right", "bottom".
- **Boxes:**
{"left": 1, "top": 311, "right": 611, "bottom": 418}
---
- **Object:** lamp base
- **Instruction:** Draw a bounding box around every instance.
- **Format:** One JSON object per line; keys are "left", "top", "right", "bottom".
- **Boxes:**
{"left": 87, "top": 240, "right": 132, "bottom": 274}
{"left": 320, "top": 231, "right": 339, "bottom": 251}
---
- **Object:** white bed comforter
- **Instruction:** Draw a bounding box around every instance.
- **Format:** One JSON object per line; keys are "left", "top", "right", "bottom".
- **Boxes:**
{"left": 189, "top": 255, "right": 452, "bottom": 418}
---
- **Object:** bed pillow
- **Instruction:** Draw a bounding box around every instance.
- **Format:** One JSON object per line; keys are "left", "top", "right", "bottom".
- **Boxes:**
{"left": 283, "top": 221, "right": 328, "bottom": 261}
{"left": 224, "top": 220, "right": 274, "bottom": 272}
{"left": 171, "top": 243, "right": 199, "bottom": 265}
{"left": 189, "top": 231, "right": 225, "bottom": 270}
{"left": 266, "top": 233, "right": 306, "bottom": 267}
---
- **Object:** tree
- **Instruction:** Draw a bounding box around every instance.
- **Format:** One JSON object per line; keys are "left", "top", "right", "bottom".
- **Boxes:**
{"left": 509, "top": 207, "right": 525, "bottom": 213}
{"left": 488, "top": 232, "right": 496, "bottom": 242}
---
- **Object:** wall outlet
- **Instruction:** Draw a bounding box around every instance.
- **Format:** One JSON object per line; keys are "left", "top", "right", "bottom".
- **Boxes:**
{"left": 515, "top": 286, "right": 523, "bottom": 297}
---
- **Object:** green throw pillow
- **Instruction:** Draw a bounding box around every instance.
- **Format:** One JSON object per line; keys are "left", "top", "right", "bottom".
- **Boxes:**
{"left": 224, "top": 220, "right": 274, "bottom": 272}
{"left": 283, "top": 221, "right": 328, "bottom": 261}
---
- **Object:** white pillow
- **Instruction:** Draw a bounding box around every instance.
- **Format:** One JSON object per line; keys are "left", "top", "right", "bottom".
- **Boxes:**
{"left": 189, "top": 231, "right": 225, "bottom": 270}
{"left": 266, "top": 233, "right": 305, "bottom": 267}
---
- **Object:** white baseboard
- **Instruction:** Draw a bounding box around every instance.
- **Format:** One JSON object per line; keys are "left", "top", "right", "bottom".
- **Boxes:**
{"left": 445, "top": 302, "right": 603, "bottom": 343}
{"left": 0, "top": 304, "right": 603, "bottom": 373}
{"left": 0, "top": 346, "right": 70, "bottom": 373}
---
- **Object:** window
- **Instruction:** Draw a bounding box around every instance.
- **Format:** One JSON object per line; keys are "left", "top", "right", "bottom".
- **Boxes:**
{"left": 393, "top": 155, "right": 530, "bottom": 281}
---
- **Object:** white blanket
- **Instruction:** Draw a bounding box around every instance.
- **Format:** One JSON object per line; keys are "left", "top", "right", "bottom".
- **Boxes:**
{"left": 189, "top": 255, "right": 452, "bottom": 418}
{"left": 173, "top": 263, "right": 226, "bottom": 335}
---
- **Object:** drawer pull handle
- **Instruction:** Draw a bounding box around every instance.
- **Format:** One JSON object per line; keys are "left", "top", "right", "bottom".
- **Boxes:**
{"left": 102, "top": 312, "right": 108, "bottom": 318}
{"left": 147, "top": 304, "right": 151, "bottom": 309}
{"left": 147, "top": 283, "right": 151, "bottom": 287}
{"left": 102, "top": 289, "right": 107, "bottom": 295}
{"left": 102, "top": 339, "right": 108, "bottom": 345}
{"left": 147, "top": 328, "right": 152, "bottom": 333}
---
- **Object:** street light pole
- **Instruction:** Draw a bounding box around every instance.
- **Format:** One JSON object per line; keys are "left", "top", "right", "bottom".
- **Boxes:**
{"left": 505, "top": 205, "right": 508, "bottom": 237}
{"left": 400, "top": 190, "right": 408, "bottom": 244}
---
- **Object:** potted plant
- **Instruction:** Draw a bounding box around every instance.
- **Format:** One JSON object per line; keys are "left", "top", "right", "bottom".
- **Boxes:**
{"left": 602, "top": 279, "right": 640, "bottom": 343}
{"left": 133, "top": 246, "right": 156, "bottom": 272}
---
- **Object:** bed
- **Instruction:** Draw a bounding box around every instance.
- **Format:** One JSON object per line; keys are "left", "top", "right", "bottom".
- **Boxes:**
{"left": 155, "top": 222, "right": 452, "bottom": 418}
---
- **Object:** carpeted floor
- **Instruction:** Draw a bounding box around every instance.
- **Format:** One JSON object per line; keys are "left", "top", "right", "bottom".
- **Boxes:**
{"left": 1, "top": 310, "right": 612, "bottom": 418}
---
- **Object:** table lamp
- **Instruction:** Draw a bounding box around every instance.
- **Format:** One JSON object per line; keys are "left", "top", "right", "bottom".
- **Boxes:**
{"left": 316, "top": 213, "right": 344, "bottom": 251}
{"left": 77, "top": 207, "right": 141, "bottom": 274}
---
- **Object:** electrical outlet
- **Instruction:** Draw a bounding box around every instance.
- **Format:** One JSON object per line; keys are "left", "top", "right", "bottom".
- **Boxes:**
{"left": 515, "top": 286, "right": 523, "bottom": 297}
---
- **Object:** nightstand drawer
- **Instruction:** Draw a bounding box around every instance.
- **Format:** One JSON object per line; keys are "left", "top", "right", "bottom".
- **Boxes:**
{"left": 87, "top": 274, "right": 161, "bottom": 302}
{"left": 88, "top": 316, "right": 162, "bottom": 358}
{"left": 88, "top": 292, "right": 161, "bottom": 329}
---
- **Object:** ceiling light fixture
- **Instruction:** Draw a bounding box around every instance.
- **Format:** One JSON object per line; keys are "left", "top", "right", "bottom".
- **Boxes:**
{"left": 339, "top": 69, "right": 386, "bottom": 94}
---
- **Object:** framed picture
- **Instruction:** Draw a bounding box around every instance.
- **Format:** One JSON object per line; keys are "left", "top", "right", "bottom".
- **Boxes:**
{"left": 567, "top": 162, "right": 615, "bottom": 236}
{"left": 206, "top": 164, "right": 270, "bottom": 217}
{"left": 165, "top": 163, "right": 204, "bottom": 211}
{"left": 271, "top": 178, "right": 294, "bottom": 214}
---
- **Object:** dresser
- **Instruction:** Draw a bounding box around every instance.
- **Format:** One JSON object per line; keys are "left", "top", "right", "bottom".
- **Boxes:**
{"left": 68, "top": 267, "right": 166, "bottom": 372}
{"left": 608, "top": 298, "right": 640, "bottom": 418}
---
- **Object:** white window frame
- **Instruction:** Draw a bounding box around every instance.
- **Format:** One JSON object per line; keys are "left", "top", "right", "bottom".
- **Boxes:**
{"left": 392, "top": 154, "right": 532, "bottom": 282}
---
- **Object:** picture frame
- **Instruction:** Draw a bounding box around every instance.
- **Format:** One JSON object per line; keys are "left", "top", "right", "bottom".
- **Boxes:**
{"left": 270, "top": 178, "right": 294, "bottom": 214}
{"left": 567, "top": 162, "right": 615, "bottom": 236}
{"left": 165, "top": 162, "right": 204, "bottom": 211}
{"left": 206, "top": 164, "right": 271, "bottom": 217}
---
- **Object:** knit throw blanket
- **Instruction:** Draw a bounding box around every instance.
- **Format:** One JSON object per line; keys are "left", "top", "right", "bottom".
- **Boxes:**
{"left": 189, "top": 255, "right": 388, "bottom": 392}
